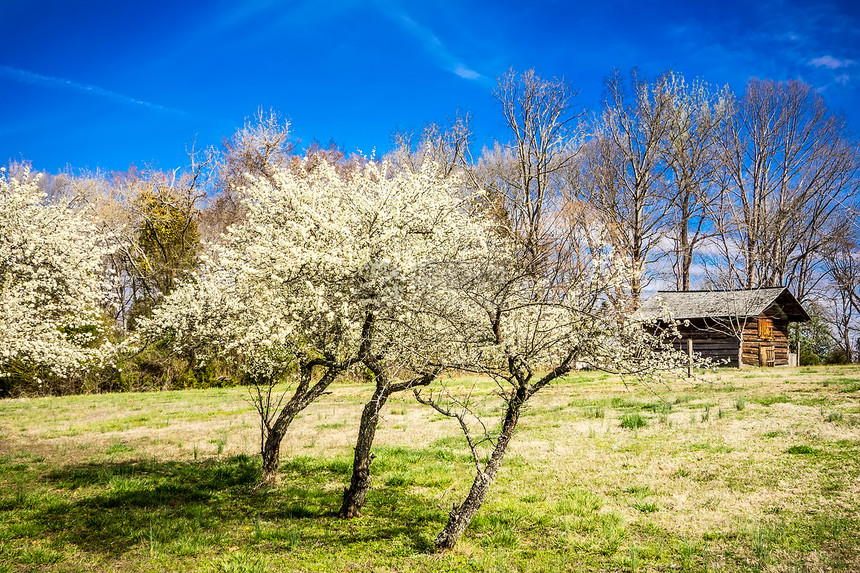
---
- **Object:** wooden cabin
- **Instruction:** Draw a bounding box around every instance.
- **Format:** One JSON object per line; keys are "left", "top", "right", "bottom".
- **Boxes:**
{"left": 635, "top": 287, "right": 810, "bottom": 367}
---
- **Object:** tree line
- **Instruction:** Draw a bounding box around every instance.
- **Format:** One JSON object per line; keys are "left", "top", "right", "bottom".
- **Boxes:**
{"left": 397, "top": 70, "right": 859, "bottom": 348}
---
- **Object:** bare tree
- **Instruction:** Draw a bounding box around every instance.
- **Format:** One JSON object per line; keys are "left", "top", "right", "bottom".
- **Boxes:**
{"left": 822, "top": 220, "right": 860, "bottom": 361}
{"left": 658, "top": 73, "right": 732, "bottom": 290}
{"left": 471, "top": 69, "right": 582, "bottom": 265}
{"left": 714, "top": 79, "right": 858, "bottom": 301}
{"left": 581, "top": 70, "right": 674, "bottom": 308}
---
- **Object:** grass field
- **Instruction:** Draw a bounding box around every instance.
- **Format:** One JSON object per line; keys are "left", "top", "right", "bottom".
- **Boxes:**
{"left": 1, "top": 366, "right": 859, "bottom": 572}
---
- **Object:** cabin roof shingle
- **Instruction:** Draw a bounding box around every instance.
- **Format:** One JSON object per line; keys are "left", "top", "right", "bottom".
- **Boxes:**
{"left": 635, "top": 287, "right": 810, "bottom": 322}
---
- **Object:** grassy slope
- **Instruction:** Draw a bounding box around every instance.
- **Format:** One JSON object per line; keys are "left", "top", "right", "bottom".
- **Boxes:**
{"left": 0, "top": 366, "right": 858, "bottom": 572}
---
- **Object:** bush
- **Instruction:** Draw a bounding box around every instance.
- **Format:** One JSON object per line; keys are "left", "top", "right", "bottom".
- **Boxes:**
{"left": 800, "top": 348, "right": 820, "bottom": 366}
{"left": 787, "top": 445, "right": 817, "bottom": 455}
{"left": 3, "top": 340, "right": 242, "bottom": 397}
{"left": 824, "top": 349, "right": 850, "bottom": 365}
{"left": 112, "top": 345, "right": 239, "bottom": 392}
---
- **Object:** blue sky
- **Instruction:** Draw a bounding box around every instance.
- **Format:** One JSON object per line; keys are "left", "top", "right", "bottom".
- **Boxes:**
{"left": 1, "top": 0, "right": 858, "bottom": 174}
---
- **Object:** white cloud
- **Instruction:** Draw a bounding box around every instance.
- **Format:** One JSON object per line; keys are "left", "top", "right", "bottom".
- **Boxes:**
{"left": 835, "top": 73, "right": 851, "bottom": 85}
{"left": 453, "top": 65, "right": 481, "bottom": 80}
{"left": 0, "top": 65, "right": 185, "bottom": 115}
{"left": 375, "top": 2, "right": 484, "bottom": 82}
{"left": 809, "top": 55, "right": 856, "bottom": 69}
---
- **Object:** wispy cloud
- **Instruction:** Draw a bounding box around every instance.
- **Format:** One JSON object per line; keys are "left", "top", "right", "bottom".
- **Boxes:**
{"left": 0, "top": 65, "right": 185, "bottom": 115}
{"left": 198, "top": 0, "right": 486, "bottom": 83}
{"left": 376, "top": 2, "right": 484, "bottom": 82}
{"left": 453, "top": 65, "right": 481, "bottom": 80}
{"left": 809, "top": 55, "right": 855, "bottom": 69}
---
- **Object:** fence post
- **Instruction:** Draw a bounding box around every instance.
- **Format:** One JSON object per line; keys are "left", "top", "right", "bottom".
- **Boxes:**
{"left": 687, "top": 338, "right": 693, "bottom": 377}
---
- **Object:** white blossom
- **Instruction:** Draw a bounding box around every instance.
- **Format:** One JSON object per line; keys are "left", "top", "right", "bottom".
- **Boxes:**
{"left": 0, "top": 168, "right": 114, "bottom": 381}
{"left": 141, "top": 159, "right": 489, "bottom": 379}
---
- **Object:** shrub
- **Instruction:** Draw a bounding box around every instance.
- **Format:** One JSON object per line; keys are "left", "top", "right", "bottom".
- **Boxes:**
{"left": 787, "top": 445, "right": 817, "bottom": 455}
{"left": 825, "top": 412, "right": 843, "bottom": 422}
{"left": 800, "top": 348, "right": 820, "bottom": 366}
{"left": 824, "top": 349, "right": 850, "bottom": 365}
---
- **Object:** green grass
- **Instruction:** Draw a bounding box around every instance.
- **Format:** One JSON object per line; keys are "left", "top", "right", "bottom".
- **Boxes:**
{"left": 620, "top": 412, "right": 647, "bottom": 429}
{"left": 826, "top": 411, "right": 844, "bottom": 422}
{"left": 0, "top": 367, "right": 859, "bottom": 571}
{"left": 786, "top": 444, "right": 819, "bottom": 455}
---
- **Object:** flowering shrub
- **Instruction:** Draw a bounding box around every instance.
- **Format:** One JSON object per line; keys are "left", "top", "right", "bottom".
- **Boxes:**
{"left": 140, "top": 156, "right": 491, "bottom": 484}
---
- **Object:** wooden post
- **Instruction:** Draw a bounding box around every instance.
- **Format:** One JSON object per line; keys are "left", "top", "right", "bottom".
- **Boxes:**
{"left": 687, "top": 338, "right": 693, "bottom": 377}
{"left": 796, "top": 325, "right": 802, "bottom": 367}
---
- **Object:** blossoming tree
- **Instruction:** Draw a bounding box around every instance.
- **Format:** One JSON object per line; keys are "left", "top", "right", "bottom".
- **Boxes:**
{"left": 411, "top": 232, "right": 693, "bottom": 550}
{"left": 331, "top": 160, "right": 488, "bottom": 518}
{"left": 0, "top": 167, "right": 113, "bottom": 394}
{"left": 142, "top": 157, "right": 488, "bottom": 491}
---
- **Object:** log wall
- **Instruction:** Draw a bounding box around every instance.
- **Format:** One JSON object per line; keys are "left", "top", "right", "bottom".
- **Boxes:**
{"left": 672, "top": 321, "right": 740, "bottom": 368}
{"left": 740, "top": 314, "right": 790, "bottom": 367}
{"left": 671, "top": 313, "right": 791, "bottom": 368}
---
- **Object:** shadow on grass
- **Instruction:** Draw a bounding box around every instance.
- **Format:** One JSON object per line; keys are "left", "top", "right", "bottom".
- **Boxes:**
{"left": 4, "top": 454, "right": 442, "bottom": 560}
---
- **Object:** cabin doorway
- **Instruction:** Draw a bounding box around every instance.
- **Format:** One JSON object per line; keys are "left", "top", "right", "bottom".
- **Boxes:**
{"left": 759, "top": 345, "right": 775, "bottom": 367}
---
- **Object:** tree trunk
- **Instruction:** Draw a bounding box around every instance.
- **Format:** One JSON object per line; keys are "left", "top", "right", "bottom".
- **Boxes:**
{"left": 678, "top": 189, "right": 692, "bottom": 291}
{"left": 630, "top": 271, "right": 642, "bottom": 311}
{"left": 434, "top": 392, "right": 523, "bottom": 551}
{"left": 260, "top": 427, "right": 285, "bottom": 486}
{"left": 339, "top": 385, "right": 390, "bottom": 518}
{"left": 253, "top": 357, "right": 352, "bottom": 488}
{"left": 339, "top": 369, "right": 435, "bottom": 517}
{"left": 260, "top": 409, "right": 298, "bottom": 486}
{"left": 680, "top": 241, "right": 692, "bottom": 292}
{"left": 435, "top": 471, "right": 494, "bottom": 551}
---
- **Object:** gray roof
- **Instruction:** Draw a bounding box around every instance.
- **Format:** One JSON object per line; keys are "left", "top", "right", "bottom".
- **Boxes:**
{"left": 635, "top": 287, "right": 810, "bottom": 322}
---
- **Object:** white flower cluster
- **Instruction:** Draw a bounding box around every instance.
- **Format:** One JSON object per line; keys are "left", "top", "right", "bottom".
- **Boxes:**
{"left": 141, "top": 159, "right": 490, "bottom": 379}
{"left": 0, "top": 168, "right": 114, "bottom": 379}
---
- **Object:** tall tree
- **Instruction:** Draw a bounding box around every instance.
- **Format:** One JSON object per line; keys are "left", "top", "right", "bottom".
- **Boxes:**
{"left": 714, "top": 79, "right": 858, "bottom": 301}
{"left": 582, "top": 70, "right": 674, "bottom": 308}
{"left": 473, "top": 69, "right": 581, "bottom": 265}
{"left": 822, "top": 220, "right": 860, "bottom": 361}
{"left": 658, "top": 73, "right": 732, "bottom": 290}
